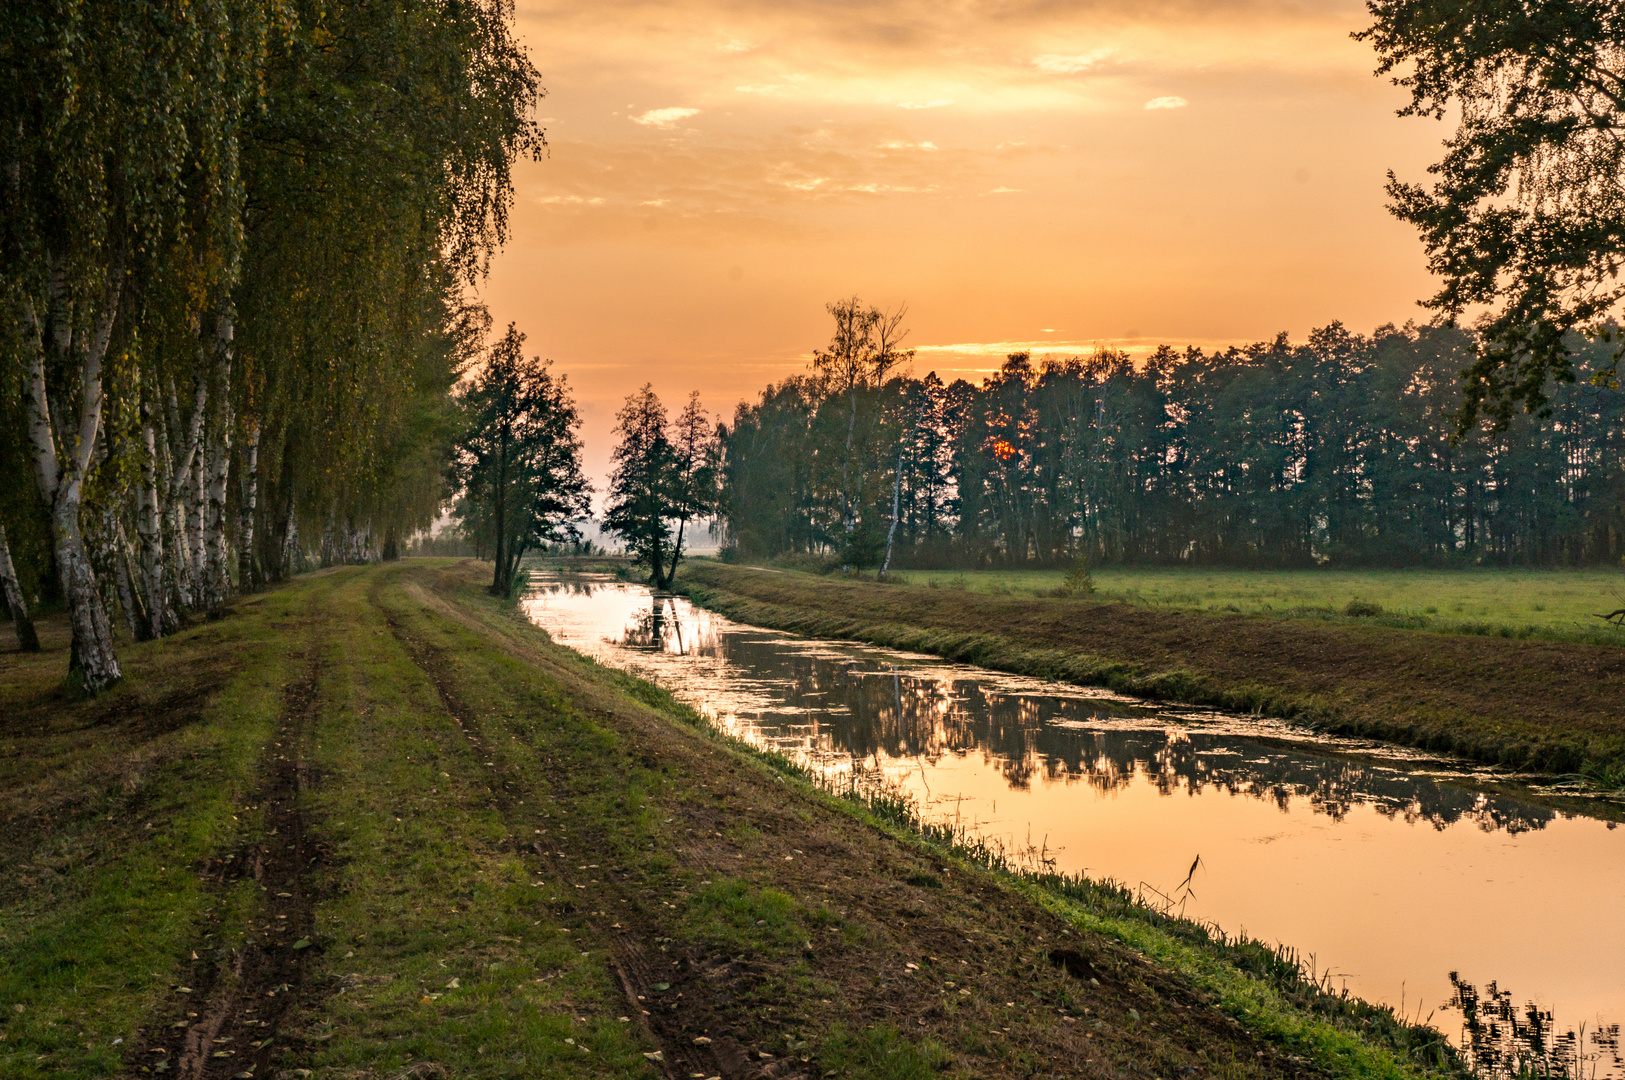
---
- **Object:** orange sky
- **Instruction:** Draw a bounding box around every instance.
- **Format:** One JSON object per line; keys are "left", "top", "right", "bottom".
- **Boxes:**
{"left": 480, "top": 0, "right": 1448, "bottom": 493}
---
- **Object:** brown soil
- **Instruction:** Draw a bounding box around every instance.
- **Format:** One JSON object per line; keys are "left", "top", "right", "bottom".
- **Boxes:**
{"left": 123, "top": 604, "right": 332, "bottom": 1080}
{"left": 680, "top": 562, "right": 1625, "bottom": 775}
{"left": 396, "top": 563, "right": 1332, "bottom": 1080}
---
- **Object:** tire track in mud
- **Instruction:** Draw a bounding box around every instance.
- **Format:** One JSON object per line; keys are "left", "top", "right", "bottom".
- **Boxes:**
{"left": 126, "top": 615, "right": 331, "bottom": 1079}
{"left": 373, "top": 585, "right": 808, "bottom": 1080}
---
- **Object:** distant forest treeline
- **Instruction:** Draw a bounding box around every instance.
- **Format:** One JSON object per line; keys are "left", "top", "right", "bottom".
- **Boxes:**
{"left": 719, "top": 321, "right": 1625, "bottom": 568}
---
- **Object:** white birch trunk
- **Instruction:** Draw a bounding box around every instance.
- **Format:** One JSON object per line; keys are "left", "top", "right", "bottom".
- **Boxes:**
{"left": 136, "top": 400, "right": 168, "bottom": 638}
{"left": 18, "top": 264, "right": 123, "bottom": 692}
{"left": 0, "top": 521, "right": 42, "bottom": 652}
{"left": 189, "top": 443, "right": 207, "bottom": 606}
{"left": 283, "top": 515, "right": 300, "bottom": 576}
{"left": 237, "top": 420, "right": 259, "bottom": 589}
{"left": 99, "top": 503, "right": 140, "bottom": 640}
{"left": 203, "top": 308, "right": 234, "bottom": 608}
{"left": 178, "top": 370, "right": 210, "bottom": 611}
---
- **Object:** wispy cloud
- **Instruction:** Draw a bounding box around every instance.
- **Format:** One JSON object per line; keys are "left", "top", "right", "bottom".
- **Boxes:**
{"left": 879, "top": 140, "right": 939, "bottom": 151}
{"left": 1032, "top": 51, "right": 1108, "bottom": 74}
{"left": 899, "top": 99, "right": 953, "bottom": 109}
{"left": 1144, "top": 96, "right": 1188, "bottom": 110}
{"left": 735, "top": 84, "right": 784, "bottom": 94}
{"left": 985, "top": 186, "right": 1023, "bottom": 194}
{"left": 632, "top": 106, "right": 700, "bottom": 127}
{"left": 913, "top": 335, "right": 1245, "bottom": 367}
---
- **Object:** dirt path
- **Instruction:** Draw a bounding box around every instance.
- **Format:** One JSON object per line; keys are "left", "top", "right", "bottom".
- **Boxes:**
{"left": 125, "top": 609, "right": 331, "bottom": 1079}
{"left": 384, "top": 563, "right": 1332, "bottom": 1080}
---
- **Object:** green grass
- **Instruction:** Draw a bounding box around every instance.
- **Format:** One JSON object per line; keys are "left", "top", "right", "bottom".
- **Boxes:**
{"left": 1, "top": 560, "right": 1474, "bottom": 1079}
{"left": 0, "top": 587, "right": 295, "bottom": 1078}
{"left": 889, "top": 566, "right": 1625, "bottom": 644}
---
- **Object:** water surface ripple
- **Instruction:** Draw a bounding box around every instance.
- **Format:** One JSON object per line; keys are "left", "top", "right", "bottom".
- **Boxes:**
{"left": 521, "top": 567, "right": 1625, "bottom": 1074}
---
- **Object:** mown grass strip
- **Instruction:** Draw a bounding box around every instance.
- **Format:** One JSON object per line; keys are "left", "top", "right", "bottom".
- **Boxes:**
{"left": 0, "top": 586, "right": 299, "bottom": 1078}
{"left": 288, "top": 570, "right": 656, "bottom": 1078}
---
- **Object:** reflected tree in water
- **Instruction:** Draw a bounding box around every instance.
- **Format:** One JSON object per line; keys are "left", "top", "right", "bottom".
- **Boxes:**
{"left": 1446, "top": 974, "right": 1623, "bottom": 1080}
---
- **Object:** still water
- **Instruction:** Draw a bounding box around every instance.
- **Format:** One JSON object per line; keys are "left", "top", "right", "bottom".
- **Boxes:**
{"left": 521, "top": 566, "right": 1625, "bottom": 1071}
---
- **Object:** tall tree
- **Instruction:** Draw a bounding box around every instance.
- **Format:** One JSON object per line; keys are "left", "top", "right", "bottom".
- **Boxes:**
{"left": 1360, "top": 1, "right": 1625, "bottom": 430}
{"left": 453, "top": 325, "right": 591, "bottom": 597}
{"left": 664, "top": 391, "right": 721, "bottom": 585}
{"left": 810, "top": 297, "right": 914, "bottom": 539}
{"left": 0, "top": 523, "right": 40, "bottom": 652}
{"left": 604, "top": 384, "right": 681, "bottom": 589}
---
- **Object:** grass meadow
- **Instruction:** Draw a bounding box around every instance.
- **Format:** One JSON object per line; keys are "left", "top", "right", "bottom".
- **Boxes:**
{"left": 887, "top": 566, "right": 1625, "bottom": 644}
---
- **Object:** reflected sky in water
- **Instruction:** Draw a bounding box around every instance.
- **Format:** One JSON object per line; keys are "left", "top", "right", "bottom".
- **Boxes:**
{"left": 522, "top": 569, "right": 1625, "bottom": 1069}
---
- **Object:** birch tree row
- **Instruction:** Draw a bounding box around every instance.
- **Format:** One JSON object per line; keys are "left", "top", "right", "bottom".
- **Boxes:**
{"left": 0, "top": 0, "right": 542, "bottom": 692}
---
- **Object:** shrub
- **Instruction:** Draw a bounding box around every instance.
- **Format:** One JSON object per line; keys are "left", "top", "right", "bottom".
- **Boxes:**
{"left": 1055, "top": 557, "right": 1095, "bottom": 598}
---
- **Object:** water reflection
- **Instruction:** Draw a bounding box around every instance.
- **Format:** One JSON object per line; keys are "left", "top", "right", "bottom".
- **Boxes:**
{"left": 601, "top": 587, "right": 1555, "bottom": 836}
{"left": 522, "top": 570, "right": 1625, "bottom": 1068}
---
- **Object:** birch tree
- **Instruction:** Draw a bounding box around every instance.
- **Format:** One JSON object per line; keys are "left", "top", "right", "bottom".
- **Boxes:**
{"left": 663, "top": 391, "right": 721, "bottom": 585}
{"left": 453, "top": 325, "right": 591, "bottom": 596}
{"left": 605, "top": 385, "right": 682, "bottom": 589}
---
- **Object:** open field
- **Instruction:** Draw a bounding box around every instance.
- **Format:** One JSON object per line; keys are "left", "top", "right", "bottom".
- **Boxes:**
{"left": 0, "top": 560, "right": 1462, "bottom": 1080}
{"left": 678, "top": 561, "right": 1625, "bottom": 782}
{"left": 886, "top": 567, "right": 1625, "bottom": 646}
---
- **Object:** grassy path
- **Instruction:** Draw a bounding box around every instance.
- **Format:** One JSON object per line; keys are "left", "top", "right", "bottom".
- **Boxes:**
{"left": 0, "top": 561, "right": 1462, "bottom": 1079}
{"left": 676, "top": 561, "right": 1625, "bottom": 781}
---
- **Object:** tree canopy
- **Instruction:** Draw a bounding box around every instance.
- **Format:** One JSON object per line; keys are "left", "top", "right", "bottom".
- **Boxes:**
{"left": 603, "top": 385, "right": 719, "bottom": 589}
{"left": 721, "top": 314, "right": 1625, "bottom": 569}
{"left": 452, "top": 325, "right": 591, "bottom": 596}
{"left": 0, "top": 0, "right": 543, "bottom": 690}
{"left": 1361, "top": 0, "right": 1625, "bottom": 430}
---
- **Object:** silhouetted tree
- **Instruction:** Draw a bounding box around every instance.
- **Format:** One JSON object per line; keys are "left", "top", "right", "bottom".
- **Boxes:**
{"left": 454, "top": 325, "right": 591, "bottom": 596}
{"left": 664, "top": 391, "right": 721, "bottom": 585}
{"left": 605, "top": 385, "right": 681, "bottom": 589}
{"left": 1361, "top": 1, "right": 1625, "bottom": 430}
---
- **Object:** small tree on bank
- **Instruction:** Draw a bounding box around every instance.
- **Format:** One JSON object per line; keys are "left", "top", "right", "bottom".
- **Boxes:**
{"left": 666, "top": 391, "right": 721, "bottom": 584}
{"left": 453, "top": 325, "right": 591, "bottom": 596}
{"left": 604, "top": 384, "right": 718, "bottom": 589}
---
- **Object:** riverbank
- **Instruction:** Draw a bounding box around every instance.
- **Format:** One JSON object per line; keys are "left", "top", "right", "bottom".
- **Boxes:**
{"left": 675, "top": 561, "right": 1625, "bottom": 782}
{"left": 0, "top": 559, "right": 1464, "bottom": 1079}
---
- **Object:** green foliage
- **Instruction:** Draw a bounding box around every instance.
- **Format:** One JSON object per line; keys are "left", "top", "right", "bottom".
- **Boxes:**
{"left": 1360, "top": 2, "right": 1625, "bottom": 431}
{"left": 723, "top": 321, "right": 1625, "bottom": 570}
{"left": 452, "top": 324, "right": 591, "bottom": 596}
{"left": 0, "top": 0, "right": 545, "bottom": 688}
{"left": 604, "top": 385, "right": 720, "bottom": 589}
{"left": 1057, "top": 556, "right": 1094, "bottom": 597}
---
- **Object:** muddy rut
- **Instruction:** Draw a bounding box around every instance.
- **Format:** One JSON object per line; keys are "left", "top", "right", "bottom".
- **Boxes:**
{"left": 376, "top": 585, "right": 815, "bottom": 1080}
{"left": 126, "top": 619, "right": 330, "bottom": 1079}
